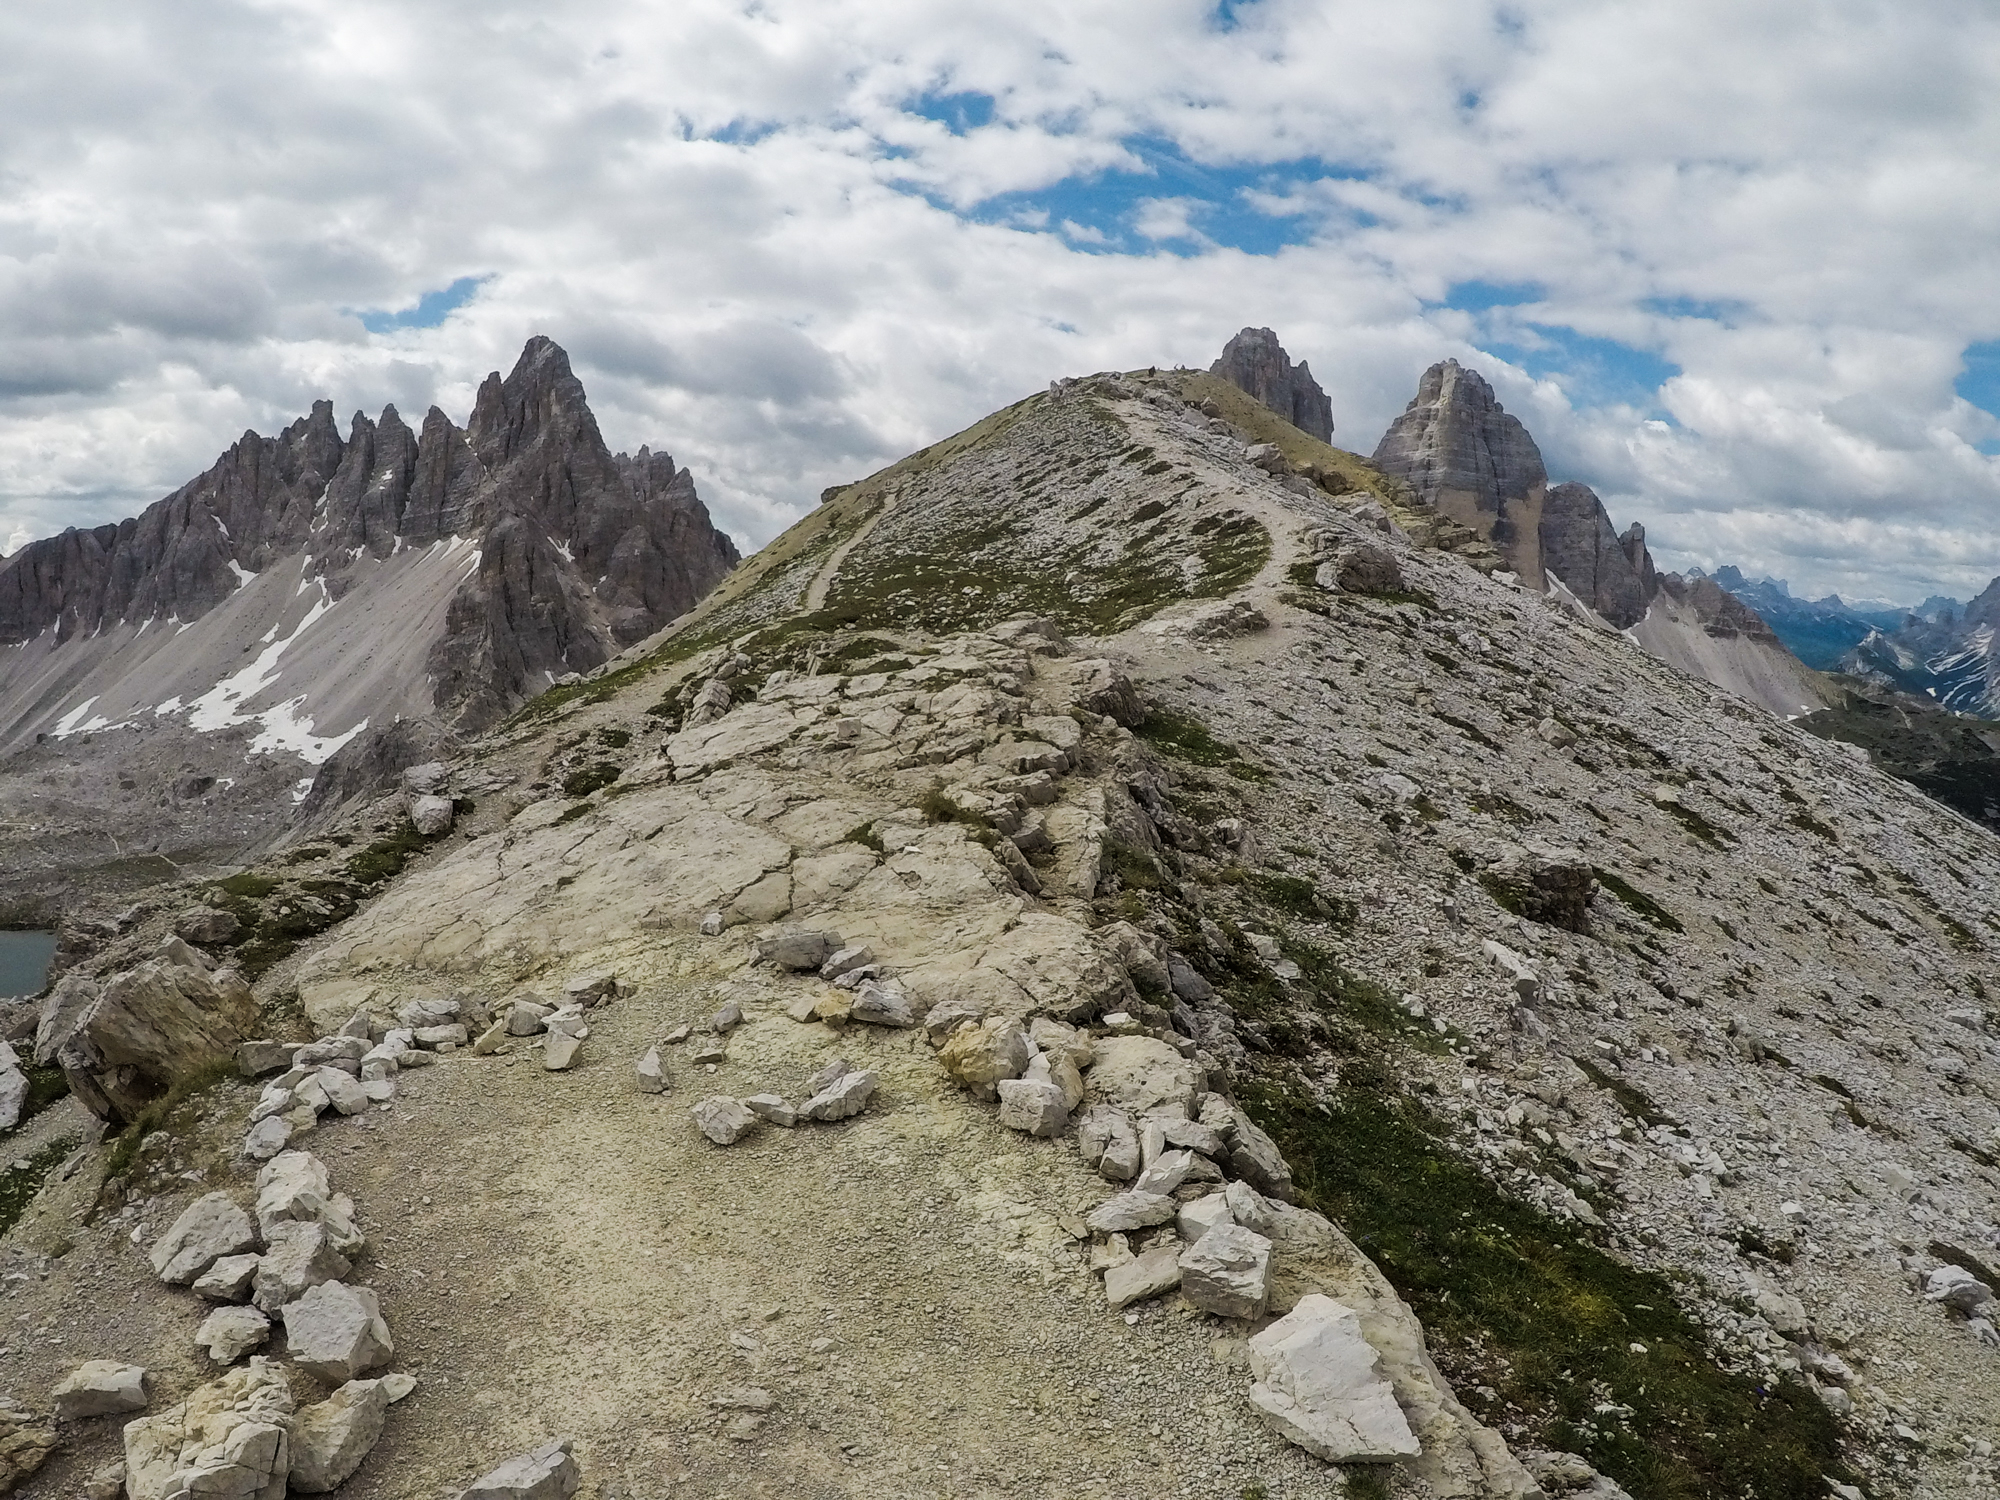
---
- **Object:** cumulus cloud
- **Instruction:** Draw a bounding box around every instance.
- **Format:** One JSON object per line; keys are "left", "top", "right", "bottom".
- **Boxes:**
{"left": 0, "top": 0, "right": 1995, "bottom": 600}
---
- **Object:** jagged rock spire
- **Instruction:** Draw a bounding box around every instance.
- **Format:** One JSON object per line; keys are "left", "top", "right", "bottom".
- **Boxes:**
{"left": 1210, "top": 328, "right": 1334, "bottom": 443}
{"left": 1370, "top": 359, "right": 1548, "bottom": 584}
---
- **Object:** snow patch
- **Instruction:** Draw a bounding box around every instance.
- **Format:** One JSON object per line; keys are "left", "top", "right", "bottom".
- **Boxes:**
{"left": 185, "top": 582, "right": 334, "bottom": 736}
{"left": 228, "top": 560, "right": 257, "bottom": 588}
{"left": 248, "top": 698, "right": 368, "bottom": 762}
{"left": 292, "top": 777, "right": 315, "bottom": 804}
{"left": 51, "top": 697, "right": 111, "bottom": 738}
{"left": 154, "top": 697, "right": 183, "bottom": 716}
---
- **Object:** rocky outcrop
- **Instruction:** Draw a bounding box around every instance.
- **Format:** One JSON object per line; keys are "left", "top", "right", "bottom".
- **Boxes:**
{"left": 1210, "top": 328, "right": 1335, "bottom": 443}
{"left": 1538, "top": 482, "right": 1655, "bottom": 629}
{"left": 51, "top": 947, "right": 262, "bottom": 1125}
{"left": 1371, "top": 360, "right": 1548, "bottom": 583}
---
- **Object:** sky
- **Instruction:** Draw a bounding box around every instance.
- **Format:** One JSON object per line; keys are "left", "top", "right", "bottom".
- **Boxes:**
{"left": 2, "top": 1, "right": 1998, "bottom": 605}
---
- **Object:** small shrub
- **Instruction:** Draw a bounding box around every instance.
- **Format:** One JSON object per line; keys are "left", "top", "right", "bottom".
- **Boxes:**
{"left": 561, "top": 762, "right": 622, "bottom": 799}
{"left": 216, "top": 872, "right": 279, "bottom": 899}
{"left": 597, "top": 727, "right": 632, "bottom": 749}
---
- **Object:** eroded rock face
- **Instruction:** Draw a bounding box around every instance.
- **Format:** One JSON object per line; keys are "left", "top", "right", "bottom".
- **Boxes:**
{"left": 288, "top": 1379, "right": 392, "bottom": 1493}
{"left": 1372, "top": 360, "right": 1549, "bottom": 584}
{"left": 1210, "top": 327, "right": 1335, "bottom": 443}
{"left": 1539, "top": 482, "right": 1656, "bottom": 629}
{"left": 123, "top": 1357, "right": 295, "bottom": 1500}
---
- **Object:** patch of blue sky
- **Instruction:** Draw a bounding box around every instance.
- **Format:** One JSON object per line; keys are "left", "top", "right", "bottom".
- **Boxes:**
{"left": 943, "top": 137, "right": 1351, "bottom": 257}
{"left": 1440, "top": 280, "right": 1545, "bottom": 313}
{"left": 355, "top": 276, "right": 487, "bottom": 334}
{"left": 1484, "top": 324, "right": 1682, "bottom": 415}
{"left": 908, "top": 90, "right": 996, "bottom": 136}
{"left": 1955, "top": 340, "right": 2000, "bottom": 424}
{"left": 1641, "top": 294, "right": 1755, "bottom": 325}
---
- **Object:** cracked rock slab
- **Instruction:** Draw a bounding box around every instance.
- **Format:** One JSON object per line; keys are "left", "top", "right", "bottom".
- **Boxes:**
{"left": 1246, "top": 1294, "right": 1420, "bottom": 1462}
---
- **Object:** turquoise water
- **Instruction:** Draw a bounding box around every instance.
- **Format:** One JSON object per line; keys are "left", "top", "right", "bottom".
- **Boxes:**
{"left": 0, "top": 931, "right": 56, "bottom": 999}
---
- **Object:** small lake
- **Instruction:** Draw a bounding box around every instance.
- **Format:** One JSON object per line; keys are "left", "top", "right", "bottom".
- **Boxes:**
{"left": 0, "top": 930, "right": 57, "bottom": 999}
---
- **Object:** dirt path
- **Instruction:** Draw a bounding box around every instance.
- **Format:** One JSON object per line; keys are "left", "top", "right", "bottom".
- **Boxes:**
{"left": 804, "top": 490, "right": 902, "bottom": 615}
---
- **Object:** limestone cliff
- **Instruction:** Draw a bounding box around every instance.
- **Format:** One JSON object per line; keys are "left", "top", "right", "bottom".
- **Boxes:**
{"left": 1371, "top": 359, "right": 1549, "bottom": 583}
{"left": 1211, "top": 327, "right": 1335, "bottom": 443}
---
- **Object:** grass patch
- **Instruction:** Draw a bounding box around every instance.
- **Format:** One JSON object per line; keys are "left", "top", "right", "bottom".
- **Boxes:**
{"left": 561, "top": 762, "right": 622, "bottom": 799}
{"left": 1, "top": 1065, "right": 71, "bottom": 1139}
{"left": 342, "top": 824, "right": 431, "bottom": 887}
{"left": 1246, "top": 872, "right": 1353, "bottom": 924}
{"left": 1434, "top": 711, "right": 1501, "bottom": 752}
{"left": 843, "top": 822, "right": 885, "bottom": 853}
{"left": 1594, "top": 869, "right": 1685, "bottom": 933}
{"left": 1136, "top": 707, "right": 1271, "bottom": 783}
{"left": 0, "top": 1135, "right": 78, "bottom": 1239}
{"left": 102, "top": 1056, "right": 237, "bottom": 1179}
{"left": 216, "top": 871, "right": 280, "bottom": 899}
{"left": 597, "top": 727, "right": 631, "bottom": 749}
{"left": 1572, "top": 1056, "right": 1669, "bottom": 1127}
{"left": 284, "top": 846, "right": 331, "bottom": 865}
{"left": 1666, "top": 803, "right": 1734, "bottom": 850}
{"left": 1241, "top": 1076, "right": 1852, "bottom": 1500}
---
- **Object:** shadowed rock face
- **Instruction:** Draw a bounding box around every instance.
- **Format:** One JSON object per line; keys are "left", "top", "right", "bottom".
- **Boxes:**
{"left": 1539, "top": 481, "right": 1656, "bottom": 629}
{"left": 1210, "top": 328, "right": 1335, "bottom": 443}
{"left": 1370, "top": 360, "right": 1548, "bottom": 583}
{"left": 0, "top": 337, "right": 739, "bottom": 732}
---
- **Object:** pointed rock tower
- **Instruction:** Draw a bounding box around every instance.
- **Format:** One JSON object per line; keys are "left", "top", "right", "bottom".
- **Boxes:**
{"left": 1210, "top": 328, "right": 1335, "bottom": 443}
{"left": 1370, "top": 359, "right": 1548, "bottom": 584}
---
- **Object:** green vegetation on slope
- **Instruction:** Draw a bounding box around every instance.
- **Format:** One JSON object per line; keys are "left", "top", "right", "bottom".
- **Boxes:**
{"left": 1244, "top": 1076, "right": 1852, "bottom": 1500}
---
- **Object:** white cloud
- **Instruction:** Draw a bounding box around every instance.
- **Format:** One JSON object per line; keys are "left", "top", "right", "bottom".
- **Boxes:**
{"left": 0, "top": 0, "right": 1994, "bottom": 600}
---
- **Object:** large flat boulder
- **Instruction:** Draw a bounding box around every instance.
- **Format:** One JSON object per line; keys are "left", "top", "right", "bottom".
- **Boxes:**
{"left": 1246, "top": 1294, "right": 1420, "bottom": 1462}
{"left": 55, "top": 958, "right": 262, "bottom": 1125}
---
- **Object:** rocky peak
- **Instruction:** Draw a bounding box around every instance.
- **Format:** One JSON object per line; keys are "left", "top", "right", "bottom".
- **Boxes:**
{"left": 1209, "top": 328, "right": 1334, "bottom": 443}
{"left": 1538, "top": 480, "right": 1656, "bottom": 629}
{"left": 1370, "top": 359, "right": 1548, "bottom": 583}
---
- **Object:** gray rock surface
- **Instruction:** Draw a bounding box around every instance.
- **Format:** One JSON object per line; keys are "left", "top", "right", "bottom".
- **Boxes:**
{"left": 457, "top": 1437, "right": 580, "bottom": 1500}
{"left": 1085, "top": 1191, "right": 1178, "bottom": 1234}
{"left": 151, "top": 1193, "right": 259, "bottom": 1285}
{"left": 252, "top": 1220, "right": 353, "bottom": 1313}
{"left": 1178, "top": 1223, "right": 1272, "bottom": 1319}
{"left": 408, "top": 793, "right": 456, "bottom": 836}
{"left": 1104, "top": 1244, "right": 1183, "bottom": 1310}
{"left": 1210, "top": 328, "right": 1334, "bottom": 442}
{"left": 799, "top": 1069, "right": 878, "bottom": 1122}
{"left": 1371, "top": 359, "right": 1549, "bottom": 583}
{"left": 196, "top": 1305, "right": 273, "bottom": 1365}
{"left": 281, "top": 1281, "right": 394, "bottom": 1383}
{"left": 996, "top": 1077, "right": 1069, "bottom": 1137}
{"left": 1246, "top": 1294, "right": 1421, "bottom": 1461}
{"left": 254, "top": 1150, "right": 364, "bottom": 1254}
{"left": 693, "top": 1096, "right": 758, "bottom": 1145}
{"left": 636, "top": 1046, "right": 665, "bottom": 1093}
{"left": 122, "top": 1357, "right": 294, "bottom": 1500}
{"left": 194, "top": 1253, "right": 263, "bottom": 1303}
{"left": 54, "top": 956, "right": 263, "bottom": 1125}
{"left": 1539, "top": 481, "right": 1656, "bottom": 628}
{"left": 288, "top": 1378, "right": 391, "bottom": 1493}
{"left": 52, "top": 1360, "right": 149, "bottom": 1419}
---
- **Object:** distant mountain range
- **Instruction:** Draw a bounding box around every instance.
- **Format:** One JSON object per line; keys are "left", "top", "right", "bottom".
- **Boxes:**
{"left": 1693, "top": 567, "right": 1958, "bottom": 670}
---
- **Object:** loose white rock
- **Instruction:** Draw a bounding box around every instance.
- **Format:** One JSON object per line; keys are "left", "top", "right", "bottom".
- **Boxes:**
{"left": 1178, "top": 1223, "right": 1273, "bottom": 1319}
{"left": 282, "top": 1281, "right": 394, "bottom": 1382}
{"left": 799, "top": 1069, "right": 879, "bottom": 1122}
{"left": 1246, "top": 1294, "right": 1421, "bottom": 1461}
{"left": 694, "top": 1096, "right": 759, "bottom": 1145}
{"left": 196, "top": 1305, "right": 272, "bottom": 1365}
{"left": 996, "top": 1077, "right": 1069, "bottom": 1137}
{"left": 289, "top": 1378, "right": 392, "bottom": 1493}
{"left": 636, "top": 1046, "right": 666, "bottom": 1094}
{"left": 1104, "top": 1244, "right": 1183, "bottom": 1310}
{"left": 457, "top": 1437, "right": 581, "bottom": 1500}
{"left": 52, "top": 1361, "right": 149, "bottom": 1419}
{"left": 150, "top": 1193, "right": 258, "bottom": 1285}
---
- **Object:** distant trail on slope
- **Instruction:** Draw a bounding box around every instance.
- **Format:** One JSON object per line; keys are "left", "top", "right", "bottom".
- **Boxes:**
{"left": 804, "top": 489, "right": 902, "bottom": 613}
